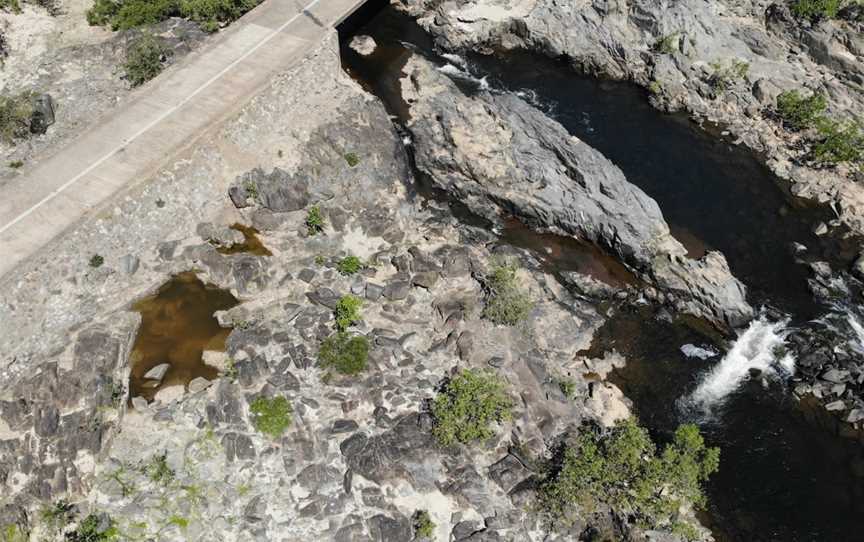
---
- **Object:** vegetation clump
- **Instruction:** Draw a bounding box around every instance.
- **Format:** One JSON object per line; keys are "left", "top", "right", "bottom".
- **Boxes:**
{"left": 86, "top": 0, "right": 261, "bottom": 31}
{"left": 334, "top": 294, "right": 362, "bottom": 331}
{"left": 337, "top": 255, "right": 363, "bottom": 276}
{"left": 89, "top": 254, "right": 105, "bottom": 268}
{"left": 66, "top": 513, "right": 120, "bottom": 542}
{"left": 249, "top": 395, "right": 292, "bottom": 438}
{"left": 430, "top": 368, "right": 513, "bottom": 447}
{"left": 305, "top": 204, "right": 325, "bottom": 235}
{"left": 145, "top": 452, "right": 175, "bottom": 485}
{"left": 0, "top": 91, "right": 35, "bottom": 144}
{"left": 708, "top": 59, "right": 749, "bottom": 95}
{"left": 124, "top": 35, "right": 170, "bottom": 87}
{"left": 812, "top": 117, "right": 864, "bottom": 166}
{"left": 776, "top": 89, "right": 827, "bottom": 131}
{"left": 482, "top": 259, "right": 534, "bottom": 326}
{"left": 344, "top": 151, "right": 360, "bottom": 167}
{"left": 537, "top": 419, "right": 719, "bottom": 538}
{"left": 790, "top": 0, "right": 844, "bottom": 21}
{"left": 318, "top": 331, "right": 369, "bottom": 375}
{"left": 412, "top": 510, "right": 436, "bottom": 539}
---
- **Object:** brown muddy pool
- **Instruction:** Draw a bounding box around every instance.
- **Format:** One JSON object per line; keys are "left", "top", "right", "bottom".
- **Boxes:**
{"left": 129, "top": 272, "right": 238, "bottom": 401}
{"left": 216, "top": 223, "right": 272, "bottom": 257}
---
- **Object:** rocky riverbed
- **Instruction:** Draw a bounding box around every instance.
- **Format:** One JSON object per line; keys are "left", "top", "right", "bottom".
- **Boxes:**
{"left": 0, "top": 31, "right": 710, "bottom": 541}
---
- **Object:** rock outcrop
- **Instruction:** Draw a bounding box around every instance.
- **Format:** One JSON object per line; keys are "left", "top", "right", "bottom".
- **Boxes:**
{"left": 395, "top": 0, "right": 864, "bottom": 236}
{"left": 400, "top": 53, "right": 753, "bottom": 327}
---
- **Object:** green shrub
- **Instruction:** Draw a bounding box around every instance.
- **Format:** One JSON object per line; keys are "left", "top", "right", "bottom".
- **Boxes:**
{"left": 1, "top": 525, "right": 26, "bottom": 542}
{"left": 334, "top": 294, "right": 362, "bottom": 331}
{"left": 305, "top": 204, "right": 325, "bottom": 235}
{"left": 249, "top": 395, "right": 292, "bottom": 438}
{"left": 412, "top": 510, "right": 435, "bottom": 539}
{"left": 0, "top": 91, "right": 35, "bottom": 144}
{"left": 653, "top": 33, "right": 680, "bottom": 54}
{"left": 344, "top": 151, "right": 360, "bottom": 167}
{"left": 124, "top": 35, "right": 170, "bottom": 87}
{"left": 776, "top": 89, "right": 827, "bottom": 130}
{"left": 337, "top": 255, "right": 362, "bottom": 276}
{"left": 430, "top": 368, "right": 513, "bottom": 447}
{"left": 812, "top": 117, "right": 864, "bottom": 166}
{"left": 145, "top": 452, "right": 174, "bottom": 485}
{"left": 537, "top": 419, "right": 719, "bottom": 537}
{"left": 318, "top": 331, "right": 369, "bottom": 375}
{"left": 0, "top": 0, "right": 21, "bottom": 13}
{"left": 8, "top": 160, "right": 23, "bottom": 169}
{"left": 67, "top": 514, "right": 120, "bottom": 542}
{"left": 89, "top": 254, "right": 105, "bottom": 268}
{"left": 482, "top": 259, "right": 534, "bottom": 326}
{"left": 791, "top": 0, "right": 844, "bottom": 20}
{"left": 179, "top": 0, "right": 260, "bottom": 31}
{"left": 708, "top": 59, "right": 749, "bottom": 95}
{"left": 557, "top": 377, "right": 576, "bottom": 400}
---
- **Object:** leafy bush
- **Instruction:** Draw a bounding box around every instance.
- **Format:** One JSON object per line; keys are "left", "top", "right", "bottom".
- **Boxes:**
{"left": 653, "top": 33, "right": 680, "bottom": 54}
{"left": 430, "top": 368, "right": 513, "bottom": 447}
{"left": 1, "top": 525, "right": 26, "bottom": 542}
{"left": 0, "top": 0, "right": 21, "bottom": 13}
{"left": 179, "top": 0, "right": 260, "bottom": 32}
{"left": 412, "top": 510, "right": 435, "bottom": 539}
{"left": 305, "top": 204, "right": 325, "bottom": 235}
{"left": 334, "top": 294, "right": 362, "bottom": 331}
{"left": 67, "top": 514, "right": 120, "bottom": 542}
{"left": 537, "top": 419, "right": 719, "bottom": 537}
{"left": 0, "top": 91, "right": 35, "bottom": 144}
{"left": 318, "top": 331, "right": 369, "bottom": 375}
{"left": 344, "top": 152, "right": 360, "bottom": 167}
{"left": 86, "top": 0, "right": 260, "bottom": 31}
{"left": 249, "top": 395, "right": 292, "bottom": 438}
{"left": 145, "top": 452, "right": 174, "bottom": 485}
{"left": 89, "top": 254, "right": 105, "bottom": 268}
{"left": 791, "top": 0, "right": 844, "bottom": 20}
{"left": 124, "top": 35, "right": 170, "bottom": 87}
{"left": 812, "top": 117, "right": 864, "bottom": 166}
{"left": 776, "top": 89, "right": 827, "bottom": 130}
{"left": 337, "top": 255, "right": 362, "bottom": 276}
{"left": 482, "top": 259, "right": 534, "bottom": 326}
{"left": 708, "top": 59, "right": 749, "bottom": 95}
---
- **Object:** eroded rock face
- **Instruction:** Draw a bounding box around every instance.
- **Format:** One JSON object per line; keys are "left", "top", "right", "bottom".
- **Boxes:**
{"left": 400, "top": 54, "right": 752, "bottom": 326}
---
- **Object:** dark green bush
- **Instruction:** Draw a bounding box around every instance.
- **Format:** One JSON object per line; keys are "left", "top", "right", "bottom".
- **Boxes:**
{"left": 0, "top": 0, "right": 21, "bottom": 13}
{"left": 776, "top": 89, "right": 827, "bottom": 130}
{"left": 66, "top": 514, "right": 120, "bottom": 542}
{"left": 812, "top": 117, "right": 864, "bottom": 166}
{"left": 124, "top": 35, "right": 170, "bottom": 87}
{"left": 318, "top": 331, "right": 369, "bottom": 375}
{"left": 344, "top": 151, "right": 360, "bottom": 167}
{"left": 482, "top": 259, "right": 534, "bottom": 326}
{"left": 89, "top": 254, "right": 105, "bottom": 268}
{"left": 430, "top": 368, "right": 513, "bottom": 447}
{"left": 791, "top": 0, "right": 844, "bottom": 20}
{"left": 334, "top": 294, "right": 362, "bottom": 331}
{"left": 538, "top": 419, "right": 719, "bottom": 538}
{"left": 0, "top": 91, "right": 35, "bottom": 144}
{"left": 179, "top": 0, "right": 260, "bottom": 31}
{"left": 337, "top": 255, "right": 362, "bottom": 276}
{"left": 249, "top": 395, "right": 292, "bottom": 438}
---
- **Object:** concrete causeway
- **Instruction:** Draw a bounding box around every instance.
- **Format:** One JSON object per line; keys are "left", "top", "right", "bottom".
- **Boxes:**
{"left": 0, "top": 0, "right": 366, "bottom": 280}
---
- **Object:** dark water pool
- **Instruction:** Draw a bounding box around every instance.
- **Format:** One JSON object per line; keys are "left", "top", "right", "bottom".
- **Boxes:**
{"left": 338, "top": 5, "right": 864, "bottom": 540}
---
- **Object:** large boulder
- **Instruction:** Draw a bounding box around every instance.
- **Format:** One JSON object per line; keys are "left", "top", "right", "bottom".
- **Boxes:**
{"left": 400, "top": 54, "right": 753, "bottom": 326}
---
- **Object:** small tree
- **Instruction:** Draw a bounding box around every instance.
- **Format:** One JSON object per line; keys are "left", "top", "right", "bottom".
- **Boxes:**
{"left": 812, "top": 117, "right": 864, "bottom": 166}
{"left": 318, "top": 332, "right": 369, "bottom": 375}
{"left": 776, "top": 89, "right": 827, "bottom": 131}
{"left": 430, "top": 368, "right": 513, "bottom": 447}
{"left": 124, "top": 35, "right": 171, "bottom": 87}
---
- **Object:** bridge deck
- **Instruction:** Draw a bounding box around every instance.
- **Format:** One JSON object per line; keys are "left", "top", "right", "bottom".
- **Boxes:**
{"left": 0, "top": 0, "right": 365, "bottom": 280}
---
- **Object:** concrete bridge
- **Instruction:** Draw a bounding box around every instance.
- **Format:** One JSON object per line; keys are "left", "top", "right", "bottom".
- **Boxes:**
{"left": 0, "top": 0, "right": 367, "bottom": 280}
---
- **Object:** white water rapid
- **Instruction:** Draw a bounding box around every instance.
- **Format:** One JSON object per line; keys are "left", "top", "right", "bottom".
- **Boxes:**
{"left": 687, "top": 316, "right": 795, "bottom": 412}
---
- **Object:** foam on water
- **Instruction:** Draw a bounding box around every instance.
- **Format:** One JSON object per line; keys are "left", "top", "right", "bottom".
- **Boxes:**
{"left": 687, "top": 316, "right": 794, "bottom": 411}
{"left": 680, "top": 344, "right": 719, "bottom": 360}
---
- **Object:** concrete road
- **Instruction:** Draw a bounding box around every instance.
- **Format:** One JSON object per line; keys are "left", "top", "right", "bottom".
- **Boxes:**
{"left": 0, "top": 0, "right": 366, "bottom": 280}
